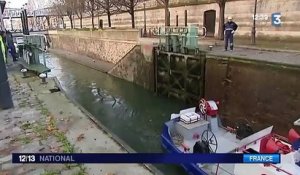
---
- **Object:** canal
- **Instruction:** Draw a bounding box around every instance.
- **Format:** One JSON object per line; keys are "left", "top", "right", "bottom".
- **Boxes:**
{"left": 46, "top": 53, "right": 187, "bottom": 175}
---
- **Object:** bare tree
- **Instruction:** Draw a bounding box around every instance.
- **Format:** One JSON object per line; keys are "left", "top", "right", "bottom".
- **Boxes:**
{"left": 86, "top": 0, "right": 96, "bottom": 28}
{"left": 216, "top": 0, "right": 227, "bottom": 40}
{"left": 74, "top": 0, "right": 86, "bottom": 28}
{"left": 112, "top": 0, "right": 141, "bottom": 28}
{"left": 95, "top": 0, "right": 116, "bottom": 28}
{"left": 156, "top": 0, "right": 169, "bottom": 26}
{"left": 64, "top": 0, "right": 76, "bottom": 28}
{"left": 51, "top": 2, "right": 66, "bottom": 28}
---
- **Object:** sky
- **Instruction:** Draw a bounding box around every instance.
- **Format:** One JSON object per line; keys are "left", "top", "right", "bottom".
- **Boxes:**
{"left": 7, "top": 0, "right": 28, "bottom": 8}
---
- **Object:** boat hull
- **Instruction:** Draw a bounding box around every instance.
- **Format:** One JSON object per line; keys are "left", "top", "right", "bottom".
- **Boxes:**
{"left": 161, "top": 121, "right": 208, "bottom": 175}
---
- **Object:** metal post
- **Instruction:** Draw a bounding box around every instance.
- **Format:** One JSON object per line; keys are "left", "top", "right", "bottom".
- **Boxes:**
{"left": 33, "top": 10, "right": 36, "bottom": 30}
{"left": 21, "top": 12, "right": 25, "bottom": 33}
{"left": 10, "top": 17, "right": 13, "bottom": 30}
{"left": 22, "top": 9, "right": 29, "bottom": 35}
{"left": 143, "top": 2, "right": 147, "bottom": 36}
{"left": 0, "top": 4, "right": 5, "bottom": 31}
{"left": 168, "top": 10, "right": 170, "bottom": 26}
{"left": 0, "top": 1, "right": 13, "bottom": 109}
{"left": 0, "top": 54, "right": 14, "bottom": 109}
{"left": 251, "top": 0, "right": 258, "bottom": 45}
{"left": 176, "top": 15, "right": 178, "bottom": 26}
{"left": 0, "top": 43, "right": 14, "bottom": 109}
{"left": 184, "top": 10, "right": 187, "bottom": 27}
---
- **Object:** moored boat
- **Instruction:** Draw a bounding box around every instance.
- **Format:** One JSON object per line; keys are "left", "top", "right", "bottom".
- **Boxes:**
{"left": 161, "top": 99, "right": 300, "bottom": 175}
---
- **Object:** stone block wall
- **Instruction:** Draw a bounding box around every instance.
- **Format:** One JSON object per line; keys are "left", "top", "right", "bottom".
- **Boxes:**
{"left": 49, "top": 30, "right": 137, "bottom": 64}
{"left": 56, "top": 0, "right": 300, "bottom": 41}
{"left": 108, "top": 45, "right": 155, "bottom": 90}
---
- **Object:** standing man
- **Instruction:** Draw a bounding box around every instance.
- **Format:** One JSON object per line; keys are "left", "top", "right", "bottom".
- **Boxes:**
{"left": 224, "top": 16, "right": 238, "bottom": 51}
{"left": 6, "top": 31, "right": 17, "bottom": 62}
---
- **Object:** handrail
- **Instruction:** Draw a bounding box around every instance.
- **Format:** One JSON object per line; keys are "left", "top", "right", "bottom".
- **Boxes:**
{"left": 200, "top": 27, "right": 207, "bottom": 39}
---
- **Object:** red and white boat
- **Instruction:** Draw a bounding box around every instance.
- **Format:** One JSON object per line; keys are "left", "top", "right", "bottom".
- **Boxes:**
{"left": 161, "top": 99, "right": 300, "bottom": 175}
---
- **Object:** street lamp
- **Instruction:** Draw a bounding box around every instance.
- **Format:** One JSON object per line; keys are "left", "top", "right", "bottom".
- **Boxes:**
{"left": 143, "top": 2, "right": 147, "bottom": 37}
{"left": 251, "top": 0, "right": 258, "bottom": 45}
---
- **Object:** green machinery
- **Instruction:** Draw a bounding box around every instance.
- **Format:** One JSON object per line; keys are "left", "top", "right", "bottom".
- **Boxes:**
{"left": 19, "top": 35, "right": 51, "bottom": 74}
{"left": 154, "top": 25, "right": 200, "bottom": 54}
{"left": 153, "top": 25, "right": 206, "bottom": 105}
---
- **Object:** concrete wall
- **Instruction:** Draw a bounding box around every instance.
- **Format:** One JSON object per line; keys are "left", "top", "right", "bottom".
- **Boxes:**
{"left": 49, "top": 30, "right": 138, "bottom": 64}
{"left": 56, "top": 0, "right": 300, "bottom": 40}
{"left": 205, "top": 56, "right": 300, "bottom": 135}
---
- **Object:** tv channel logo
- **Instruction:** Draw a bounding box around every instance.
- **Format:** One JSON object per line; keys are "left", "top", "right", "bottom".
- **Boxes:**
{"left": 272, "top": 13, "right": 282, "bottom": 27}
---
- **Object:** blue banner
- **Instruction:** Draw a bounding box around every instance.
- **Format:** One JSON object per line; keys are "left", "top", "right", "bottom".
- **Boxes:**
{"left": 12, "top": 153, "right": 280, "bottom": 164}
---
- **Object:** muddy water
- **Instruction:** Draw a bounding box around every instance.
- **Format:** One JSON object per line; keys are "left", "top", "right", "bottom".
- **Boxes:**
{"left": 46, "top": 54, "right": 186, "bottom": 175}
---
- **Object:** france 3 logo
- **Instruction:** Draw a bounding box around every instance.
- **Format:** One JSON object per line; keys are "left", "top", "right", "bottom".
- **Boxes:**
{"left": 271, "top": 13, "right": 282, "bottom": 27}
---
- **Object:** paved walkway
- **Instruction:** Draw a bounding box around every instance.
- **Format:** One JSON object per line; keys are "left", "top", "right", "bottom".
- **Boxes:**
{"left": 139, "top": 37, "right": 300, "bottom": 67}
{"left": 0, "top": 64, "right": 154, "bottom": 175}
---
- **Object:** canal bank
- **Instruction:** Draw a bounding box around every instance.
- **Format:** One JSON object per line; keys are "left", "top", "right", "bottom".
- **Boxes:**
{"left": 0, "top": 63, "right": 156, "bottom": 175}
{"left": 48, "top": 29, "right": 300, "bottom": 136}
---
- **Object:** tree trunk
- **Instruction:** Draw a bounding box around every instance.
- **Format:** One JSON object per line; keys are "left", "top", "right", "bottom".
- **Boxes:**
{"left": 218, "top": 3, "right": 225, "bottom": 40}
{"left": 68, "top": 15, "right": 73, "bottom": 29}
{"left": 107, "top": 10, "right": 111, "bottom": 28}
{"left": 61, "top": 17, "right": 65, "bottom": 29}
{"left": 164, "top": 5, "right": 169, "bottom": 26}
{"left": 80, "top": 17, "right": 83, "bottom": 28}
{"left": 130, "top": 11, "right": 135, "bottom": 28}
{"left": 91, "top": 11, "right": 95, "bottom": 29}
{"left": 46, "top": 16, "right": 50, "bottom": 29}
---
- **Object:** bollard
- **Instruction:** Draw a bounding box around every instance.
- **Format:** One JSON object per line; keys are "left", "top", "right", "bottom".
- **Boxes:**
{"left": 209, "top": 45, "right": 213, "bottom": 51}
{"left": 21, "top": 69, "right": 28, "bottom": 78}
{"left": 176, "top": 15, "right": 179, "bottom": 27}
{"left": 39, "top": 73, "right": 47, "bottom": 84}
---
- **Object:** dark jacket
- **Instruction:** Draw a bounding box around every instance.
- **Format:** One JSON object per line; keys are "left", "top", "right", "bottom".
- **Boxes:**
{"left": 224, "top": 21, "right": 238, "bottom": 33}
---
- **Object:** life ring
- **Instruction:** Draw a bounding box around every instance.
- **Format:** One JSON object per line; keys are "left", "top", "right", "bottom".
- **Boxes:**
{"left": 199, "top": 98, "right": 208, "bottom": 115}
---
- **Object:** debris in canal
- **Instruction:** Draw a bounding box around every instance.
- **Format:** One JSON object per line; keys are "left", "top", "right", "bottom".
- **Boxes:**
{"left": 77, "top": 134, "right": 85, "bottom": 142}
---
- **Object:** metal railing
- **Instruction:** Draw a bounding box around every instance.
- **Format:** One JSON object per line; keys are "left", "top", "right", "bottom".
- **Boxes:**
{"left": 140, "top": 26, "right": 207, "bottom": 39}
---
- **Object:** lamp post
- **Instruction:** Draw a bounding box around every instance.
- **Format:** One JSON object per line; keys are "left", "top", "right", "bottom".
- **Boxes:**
{"left": 143, "top": 2, "right": 147, "bottom": 36}
{"left": 175, "top": 11, "right": 178, "bottom": 27}
{"left": 184, "top": 6, "right": 187, "bottom": 27}
{"left": 251, "top": 0, "right": 258, "bottom": 45}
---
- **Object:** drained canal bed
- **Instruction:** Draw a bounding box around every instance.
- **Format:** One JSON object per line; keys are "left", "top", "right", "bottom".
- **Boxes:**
{"left": 46, "top": 53, "right": 186, "bottom": 174}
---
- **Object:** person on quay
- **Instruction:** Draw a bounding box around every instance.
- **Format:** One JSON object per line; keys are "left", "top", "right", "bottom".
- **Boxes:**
{"left": 224, "top": 16, "right": 238, "bottom": 51}
{"left": 6, "top": 31, "right": 18, "bottom": 62}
